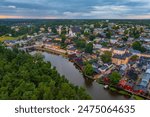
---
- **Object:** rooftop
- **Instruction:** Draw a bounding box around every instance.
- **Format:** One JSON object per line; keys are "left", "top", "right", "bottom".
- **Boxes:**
{"left": 113, "top": 53, "right": 132, "bottom": 59}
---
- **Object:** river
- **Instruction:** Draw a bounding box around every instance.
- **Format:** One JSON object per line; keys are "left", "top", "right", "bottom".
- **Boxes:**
{"left": 31, "top": 51, "right": 128, "bottom": 100}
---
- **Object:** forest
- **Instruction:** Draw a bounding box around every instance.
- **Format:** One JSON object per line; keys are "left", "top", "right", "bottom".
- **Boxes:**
{"left": 0, "top": 44, "right": 91, "bottom": 100}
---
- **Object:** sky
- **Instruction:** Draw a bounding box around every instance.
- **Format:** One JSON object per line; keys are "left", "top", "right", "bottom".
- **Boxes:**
{"left": 0, "top": 0, "right": 150, "bottom": 19}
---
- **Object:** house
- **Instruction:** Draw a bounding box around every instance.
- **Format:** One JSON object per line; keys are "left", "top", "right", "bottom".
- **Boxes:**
{"left": 93, "top": 68, "right": 101, "bottom": 74}
{"left": 48, "top": 27, "right": 52, "bottom": 33}
{"left": 44, "top": 42, "right": 53, "bottom": 48}
{"left": 94, "top": 37, "right": 102, "bottom": 43}
{"left": 140, "top": 38, "right": 150, "bottom": 42}
{"left": 124, "top": 80, "right": 135, "bottom": 91}
{"left": 67, "top": 47, "right": 77, "bottom": 55}
{"left": 119, "top": 64, "right": 127, "bottom": 76}
{"left": 73, "top": 57, "right": 84, "bottom": 69}
{"left": 93, "top": 44, "right": 102, "bottom": 49}
{"left": 84, "top": 28, "right": 90, "bottom": 33}
{"left": 113, "top": 48, "right": 127, "bottom": 55}
{"left": 100, "top": 47, "right": 112, "bottom": 52}
{"left": 54, "top": 37, "right": 62, "bottom": 42}
{"left": 147, "top": 82, "right": 150, "bottom": 95}
{"left": 93, "top": 28, "right": 103, "bottom": 35}
{"left": 69, "top": 27, "right": 81, "bottom": 37}
{"left": 92, "top": 62, "right": 100, "bottom": 68}
{"left": 98, "top": 65, "right": 108, "bottom": 73}
{"left": 143, "top": 44, "right": 150, "bottom": 51}
{"left": 129, "top": 49, "right": 141, "bottom": 56}
{"left": 40, "top": 27, "right": 45, "bottom": 32}
{"left": 35, "top": 41, "right": 43, "bottom": 47}
{"left": 110, "top": 38, "right": 118, "bottom": 44}
{"left": 119, "top": 79, "right": 127, "bottom": 88}
{"left": 112, "top": 53, "right": 132, "bottom": 65}
{"left": 139, "top": 57, "right": 150, "bottom": 66}
{"left": 126, "top": 68, "right": 138, "bottom": 81}
{"left": 4, "top": 40, "right": 17, "bottom": 47}
{"left": 57, "top": 25, "right": 62, "bottom": 35}
{"left": 135, "top": 67, "right": 150, "bottom": 93}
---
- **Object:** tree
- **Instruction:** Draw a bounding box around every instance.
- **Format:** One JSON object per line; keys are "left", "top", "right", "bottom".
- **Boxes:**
{"left": 122, "top": 37, "right": 128, "bottom": 42}
{"left": 61, "top": 34, "right": 66, "bottom": 43}
{"left": 89, "top": 35, "right": 95, "bottom": 41}
{"left": 85, "top": 42, "right": 93, "bottom": 54}
{"left": 106, "top": 32, "right": 111, "bottom": 39}
{"left": 33, "top": 52, "right": 44, "bottom": 61}
{"left": 75, "top": 40, "right": 86, "bottom": 49}
{"left": 51, "top": 27, "right": 57, "bottom": 34}
{"left": 101, "top": 51, "right": 112, "bottom": 63}
{"left": 109, "top": 71, "right": 121, "bottom": 85}
{"left": 84, "top": 64, "right": 94, "bottom": 76}
{"left": 132, "top": 41, "right": 146, "bottom": 52}
{"left": 0, "top": 45, "right": 91, "bottom": 100}
{"left": 84, "top": 32, "right": 89, "bottom": 36}
{"left": 124, "top": 30, "right": 129, "bottom": 35}
{"left": 101, "top": 42, "right": 108, "bottom": 47}
{"left": 132, "top": 41, "right": 141, "bottom": 50}
{"left": 130, "top": 55, "right": 139, "bottom": 61}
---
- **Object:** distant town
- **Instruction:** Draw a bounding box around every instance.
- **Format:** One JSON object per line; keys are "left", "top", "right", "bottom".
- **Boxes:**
{"left": 1, "top": 19, "right": 150, "bottom": 100}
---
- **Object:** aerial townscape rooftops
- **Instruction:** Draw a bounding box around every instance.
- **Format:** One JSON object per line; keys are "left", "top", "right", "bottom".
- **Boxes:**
{"left": 1, "top": 19, "right": 150, "bottom": 100}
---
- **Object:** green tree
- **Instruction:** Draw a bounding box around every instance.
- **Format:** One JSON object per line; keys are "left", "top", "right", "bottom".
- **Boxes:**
{"left": 84, "top": 64, "right": 94, "bottom": 76}
{"left": 85, "top": 42, "right": 93, "bottom": 54}
{"left": 106, "top": 32, "right": 111, "bottom": 39}
{"left": 130, "top": 55, "right": 139, "bottom": 61}
{"left": 75, "top": 40, "right": 86, "bottom": 49}
{"left": 109, "top": 71, "right": 121, "bottom": 85}
{"left": 0, "top": 45, "right": 91, "bottom": 100}
{"left": 122, "top": 37, "right": 128, "bottom": 42}
{"left": 132, "top": 41, "right": 146, "bottom": 52}
{"left": 61, "top": 34, "right": 66, "bottom": 43}
{"left": 101, "top": 51, "right": 112, "bottom": 63}
{"left": 124, "top": 30, "right": 129, "bottom": 35}
{"left": 89, "top": 35, "right": 95, "bottom": 41}
{"left": 132, "top": 41, "right": 141, "bottom": 50}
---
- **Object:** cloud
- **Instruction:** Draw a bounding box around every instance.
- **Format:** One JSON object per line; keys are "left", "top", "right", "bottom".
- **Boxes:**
{"left": 0, "top": 0, "right": 150, "bottom": 19}
{"left": 8, "top": 5, "right": 16, "bottom": 9}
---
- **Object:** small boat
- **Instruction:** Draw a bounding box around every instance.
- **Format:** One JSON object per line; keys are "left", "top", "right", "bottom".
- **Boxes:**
{"left": 104, "top": 85, "right": 109, "bottom": 89}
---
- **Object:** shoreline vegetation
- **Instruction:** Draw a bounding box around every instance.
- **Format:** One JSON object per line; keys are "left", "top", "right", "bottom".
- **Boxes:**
{"left": 33, "top": 46, "right": 147, "bottom": 100}
{"left": 0, "top": 45, "right": 91, "bottom": 100}
{"left": 98, "top": 80, "right": 146, "bottom": 100}
{"left": 0, "top": 36, "right": 16, "bottom": 42}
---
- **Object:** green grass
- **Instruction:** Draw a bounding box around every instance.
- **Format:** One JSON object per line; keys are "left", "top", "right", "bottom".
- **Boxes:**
{"left": 133, "top": 95, "right": 144, "bottom": 100}
{"left": 118, "top": 90, "right": 131, "bottom": 96}
{"left": 109, "top": 87, "right": 118, "bottom": 92}
{"left": 0, "top": 35, "right": 25, "bottom": 42}
{"left": 0, "top": 36, "right": 16, "bottom": 42}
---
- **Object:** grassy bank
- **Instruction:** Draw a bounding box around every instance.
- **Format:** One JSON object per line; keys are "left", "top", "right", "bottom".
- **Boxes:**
{"left": 0, "top": 36, "right": 16, "bottom": 42}
{"left": 133, "top": 95, "right": 144, "bottom": 100}
{"left": 0, "top": 35, "right": 25, "bottom": 42}
{"left": 109, "top": 86, "right": 131, "bottom": 97}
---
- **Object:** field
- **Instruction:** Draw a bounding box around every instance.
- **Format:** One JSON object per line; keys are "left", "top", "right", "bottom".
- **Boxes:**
{"left": 0, "top": 36, "right": 16, "bottom": 42}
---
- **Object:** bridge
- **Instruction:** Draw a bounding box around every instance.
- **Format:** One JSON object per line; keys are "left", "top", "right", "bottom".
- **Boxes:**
{"left": 19, "top": 45, "right": 37, "bottom": 52}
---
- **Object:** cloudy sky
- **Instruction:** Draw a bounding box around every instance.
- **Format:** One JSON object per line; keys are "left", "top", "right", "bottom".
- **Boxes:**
{"left": 0, "top": 0, "right": 150, "bottom": 19}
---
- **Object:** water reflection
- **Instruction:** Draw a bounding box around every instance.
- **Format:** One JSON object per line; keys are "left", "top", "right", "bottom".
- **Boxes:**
{"left": 31, "top": 51, "right": 128, "bottom": 100}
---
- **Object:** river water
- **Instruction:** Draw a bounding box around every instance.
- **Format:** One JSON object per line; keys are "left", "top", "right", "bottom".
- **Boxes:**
{"left": 31, "top": 51, "right": 128, "bottom": 100}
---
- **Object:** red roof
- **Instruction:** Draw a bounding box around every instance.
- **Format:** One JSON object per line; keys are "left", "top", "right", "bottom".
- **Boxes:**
{"left": 119, "top": 80, "right": 127, "bottom": 86}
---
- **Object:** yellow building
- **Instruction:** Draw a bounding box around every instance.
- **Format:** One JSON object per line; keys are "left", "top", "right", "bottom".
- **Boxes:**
{"left": 112, "top": 53, "right": 131, "bottom": 65}
{"left": 113, "top": 48, "right": 127, "bottom": 55}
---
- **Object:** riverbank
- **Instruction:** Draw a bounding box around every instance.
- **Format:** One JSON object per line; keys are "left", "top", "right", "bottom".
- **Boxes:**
{"left": 35, "top": 46, "right": 96, "bottom": 80}
{"left": 30, "top": 51, "right": 128, "bottom": 100}
{"left": 98, "top": 79, "right": 148, "bottom": 100}
{"left": 31, "top": 47, "right": 149, "bottom": 99}
{"left": 35, "top": 46, "right": 67, "bottom": 57}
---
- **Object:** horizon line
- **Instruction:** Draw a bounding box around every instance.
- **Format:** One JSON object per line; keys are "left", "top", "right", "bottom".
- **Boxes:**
{"left": 1, "top": 18, "right": 150, "bottom": 20}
